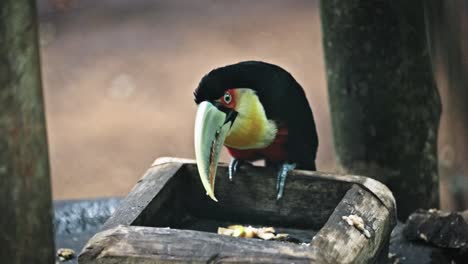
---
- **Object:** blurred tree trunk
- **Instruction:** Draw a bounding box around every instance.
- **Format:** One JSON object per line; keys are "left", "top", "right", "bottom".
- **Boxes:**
{"left": 0, "top": 1, "right": 54, "bottom": 263}
{"left": 427, "top": 0, "right": 468, "bottom": 211}
{"left": 320, "top": 0, "right": 441, "bottom": 220}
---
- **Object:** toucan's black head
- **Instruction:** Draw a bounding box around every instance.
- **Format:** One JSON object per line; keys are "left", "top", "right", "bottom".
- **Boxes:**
{"left": 193, "top": 61, "right": 289, "bottom": 104}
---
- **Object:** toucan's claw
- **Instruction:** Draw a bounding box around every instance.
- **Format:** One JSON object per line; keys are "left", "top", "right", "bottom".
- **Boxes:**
{"left": 276, "top": 163, "right": 296, "bottom": 200}
{"left": 228, "top": 158, "right": 243, "bottom": 181}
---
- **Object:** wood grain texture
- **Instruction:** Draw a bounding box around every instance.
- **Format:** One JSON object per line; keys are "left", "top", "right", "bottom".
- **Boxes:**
{"left": 320, "top": 0, "right": 441, "bottom": 220}
{"left": 79, "top": 225, "right": 316, "bottom": 264}
{"left": 81, "top": 158, "right": 396, "bottom": 263}
{"left": 181, "top": 163, "right": 352, "bottom": 229}
{"left": 310, "top": 185, "right": 394, "bottom": 264}
{"left": 102, "top": 162, "right": 184, "bottom": 230}
{"left": 0, "top": 0, "right": 54, "bottom": 263}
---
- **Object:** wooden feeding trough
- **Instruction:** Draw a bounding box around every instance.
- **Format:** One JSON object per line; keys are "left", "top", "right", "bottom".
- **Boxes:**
{"left": 79, "top": 157, "right": 396, "bottom": 263}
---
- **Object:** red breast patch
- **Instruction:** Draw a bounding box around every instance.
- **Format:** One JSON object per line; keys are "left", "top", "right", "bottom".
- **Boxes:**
{"left": 226, "top": 127, "right": 288, "bottom": 161}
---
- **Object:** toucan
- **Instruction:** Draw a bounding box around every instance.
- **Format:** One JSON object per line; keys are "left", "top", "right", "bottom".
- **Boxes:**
{"left": 194, "top": 61, "right": 318, "bottom": 201}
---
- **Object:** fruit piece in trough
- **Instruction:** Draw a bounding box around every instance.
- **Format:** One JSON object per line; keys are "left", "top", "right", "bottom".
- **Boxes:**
{"left": 217, "top": 225, "right": 289, "bottom": 240}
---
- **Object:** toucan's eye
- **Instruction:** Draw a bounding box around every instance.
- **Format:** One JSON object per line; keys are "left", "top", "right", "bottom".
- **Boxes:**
{"left": 219, "top": 89, "right": 236, "bottom": 108}
{"left": 223, "top": 92, "right": 232, "bottom": 104}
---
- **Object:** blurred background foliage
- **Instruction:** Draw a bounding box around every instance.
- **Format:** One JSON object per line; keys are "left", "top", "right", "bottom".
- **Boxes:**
{"left": 37, "top": 0, "right": 467, "bottom": 211}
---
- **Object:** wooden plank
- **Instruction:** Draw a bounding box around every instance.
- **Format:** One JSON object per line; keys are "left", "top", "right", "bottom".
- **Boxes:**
{"left": 181, "top": 160, "right": 394, "bottom": 229}
{"left": 102, "top": 162, "right": 184, "bottom": 230}
{"left": 0, "top": 1, "right": 54, "bottom": 263}
{"left": 310, "top": 185, "right": 394, "bottom": 264}
{"left": 103, "top": 157, "right": 395, "bottom": 231}
{"left": 153, "top": 158, "right": 395, "bottom": 213}
{"left": 79, "top": 225, "right": 315, "bottom": 264}
{"left": 181, "top": 163, "right": 352, "bottom": 229}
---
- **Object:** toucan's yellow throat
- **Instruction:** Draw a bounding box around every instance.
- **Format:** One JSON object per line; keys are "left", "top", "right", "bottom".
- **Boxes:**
{"left": 224, "top": 89, "right": 277, "bottom": 150}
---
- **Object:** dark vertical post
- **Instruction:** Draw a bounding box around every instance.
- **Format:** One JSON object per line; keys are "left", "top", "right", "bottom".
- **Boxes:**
{"left": 0, "top": 0, "right": 55, "bottom": 263}
{"left": 320, "top": 0, "right": 441, "bottom": 220}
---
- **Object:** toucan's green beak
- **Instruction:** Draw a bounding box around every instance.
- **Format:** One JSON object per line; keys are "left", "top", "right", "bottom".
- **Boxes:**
{"left": 194, "top": 101, "right": 237, "bottom": 202}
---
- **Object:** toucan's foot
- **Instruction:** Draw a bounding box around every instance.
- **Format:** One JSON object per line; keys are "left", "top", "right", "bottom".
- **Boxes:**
{"left": 228, "top": 158, "right": 243, "bottom": 181}
{"left": 276, "top": 163, "right": 296, "bottom": 200}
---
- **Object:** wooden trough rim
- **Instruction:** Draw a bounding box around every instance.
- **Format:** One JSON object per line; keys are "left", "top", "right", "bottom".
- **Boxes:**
{"left": 79, "top": 157, "right": 397, "bottom": 263}
{"left": 152, "top": 157, "right": 396, "bottom": 218}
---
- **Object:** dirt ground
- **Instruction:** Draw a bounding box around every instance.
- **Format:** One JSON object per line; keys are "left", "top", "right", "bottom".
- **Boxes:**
{"left": 38, "top": 0, "right": 335, "bottom": 199}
